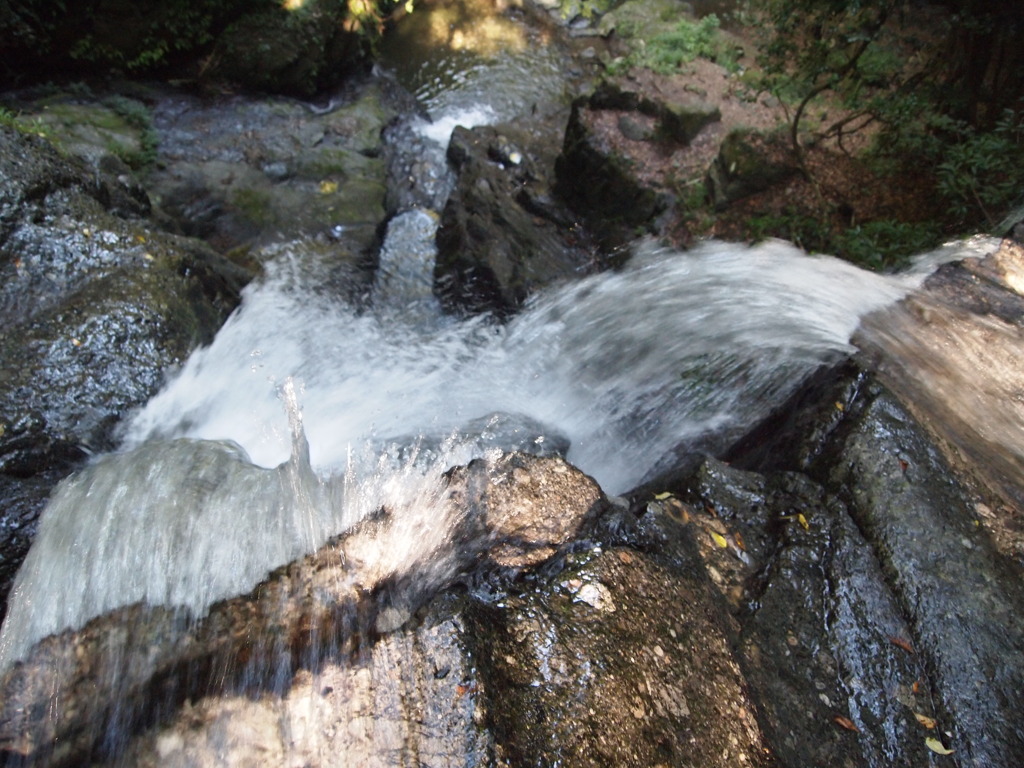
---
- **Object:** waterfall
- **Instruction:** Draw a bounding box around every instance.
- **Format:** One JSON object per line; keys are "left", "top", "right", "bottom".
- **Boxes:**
{"left": 0, "top": 232, "right": 995, "bottom": 671}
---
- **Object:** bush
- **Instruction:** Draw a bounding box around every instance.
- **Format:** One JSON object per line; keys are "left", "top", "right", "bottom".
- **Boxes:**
{"left": 934, "top": 110, "right": 1024, "bottom": 229}
{"left": 832, "top": 219, "right": 942, "bottom": 271}
{"left": 610, "top": 14, "right": 729, "bottom": 75}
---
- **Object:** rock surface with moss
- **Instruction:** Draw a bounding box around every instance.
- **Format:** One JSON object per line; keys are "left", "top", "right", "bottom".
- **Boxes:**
{"left": 0, "top": 124, "right": 253, "bottom": 619}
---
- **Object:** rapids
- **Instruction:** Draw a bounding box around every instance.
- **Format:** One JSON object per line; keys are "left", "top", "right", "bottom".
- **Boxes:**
{"left": 0, "top": 231, "right": 996, "bottom": 670}
{"left": 0, "top": 0, "right": 1006, "bottom": 690}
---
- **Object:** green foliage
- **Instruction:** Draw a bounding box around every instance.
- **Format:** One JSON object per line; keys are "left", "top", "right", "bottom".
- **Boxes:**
{"left": 754, "top": 0, "right": 905, "bottom": 149}
{"left": 101, "top": 96, "right": 159, "bottom": 169}
{"left": 0, "top": 106, "right": 53, "bottom": 142}
{"left": 934, "top": 110, "right": 1024, "bottom": 229}
{"left": 746, "top": 207, "right": 831, "bottom": 253}
{"left": 751, "top": 0, "right": 1024, "bottom": 232}
{"left": 832, "top": 219, "right": 941, "bottom": 270}
{"left": 610, "top": 14, "right": 730, "bottom": 75}
{"left": 747, "top": 208, "right": 941, "bottom": 270}
{"left": 3, "top": 0, "right": 277, "bottom": 74}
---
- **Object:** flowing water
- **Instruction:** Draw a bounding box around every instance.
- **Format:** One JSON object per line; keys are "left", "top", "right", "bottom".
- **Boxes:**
{"left": 0, "top": 2, "right": 1013, "bottom": 757}
{"left": 0, "top": 233, "right": 992, "bottom": 669}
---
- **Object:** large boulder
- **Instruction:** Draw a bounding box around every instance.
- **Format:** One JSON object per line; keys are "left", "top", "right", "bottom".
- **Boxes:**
{"left": 705, "top": 127, "right": 799, "bottom": 209}
{"left": 0, "top": 447, "right": 776, "bottom": 767}
{"left": 0, "top": 452, "right": 609, "bottom": 764}
{"left": 554, "top": 72, "right": 721, "bottom": 245}
{"left": 203, "top": 0, "right": 374, "bottom": 97}
{"left": 435, "top": 124, "right": 593, "bottom": 317}
{"left": 0, "top": 125, "right": 252, "bottom": 619}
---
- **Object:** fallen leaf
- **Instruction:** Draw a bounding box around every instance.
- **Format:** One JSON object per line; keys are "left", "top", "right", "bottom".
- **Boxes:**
{"left": 833, "top": 715, "right": 860, "bottom": 732}
{"left": 889, "top": 636, "right": 915, "bottom": 654}
{"left": 733, "top": 530, "right": 746, "bottom": 551}
{"left": 705, "top": 504, "right": 718, "bottom": 516}
{"left": 617, "top": 551, "right": 633, "bottom": 564}
{"left": 899, "top": 459, "right": 909, "bottom": 473}
{"left": 912, "top": 680, "right": 922, "bottom": 694}
{"left": 710, "top": 531, "right": 728, "bottom": 549}
{"left": 669, "top": 501, "right": 690, "bottom": 524}
{"left": 654, "top": 491, "right": 674, "bottom": 500}
{"left": 913, "top": 712, "right": 937, "bottom": 729}
{"left": 925, "top": 737, "right": 954, "bottom": 755}
{"left": 797, "top": 513, "right": 809, "bottom": 531}
{"left": 834, "top": 401, "right": 845, "bottom": 411}
{"left": 319, "top": 180, "right": 339, "bottom": 194}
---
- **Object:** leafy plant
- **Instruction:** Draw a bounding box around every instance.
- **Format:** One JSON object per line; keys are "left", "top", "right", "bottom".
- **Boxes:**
{"left": 0, "top": 106, "right": 53, "bottom": 141}
{"left": 754, "top": 0, "right": 906, "bottom": 165}
{"left": 610, "top": 14, "right": 727, "bottom": 75}
{"left": 832, "top": 219, "right": 941, "bottom": 270}
{"left": 934, "top": 109, "right": 1024, "bottom": 229}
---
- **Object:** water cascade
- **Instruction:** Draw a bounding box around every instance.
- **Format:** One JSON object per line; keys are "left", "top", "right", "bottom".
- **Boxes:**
{"left": 0, "top": 1, "right": 1016, "bottom": 762}
{"left": 0, "top": 234, "right": 992, "bottom": 672}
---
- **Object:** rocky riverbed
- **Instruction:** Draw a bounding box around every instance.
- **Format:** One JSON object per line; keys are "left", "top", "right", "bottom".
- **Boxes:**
{"left": 1, "top": 1, "right": 1023, "bottom": 766}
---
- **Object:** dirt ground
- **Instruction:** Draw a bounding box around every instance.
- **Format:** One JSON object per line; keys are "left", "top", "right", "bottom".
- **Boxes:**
{"left": 568, "top": 23, "right": 947, "bottom": 255}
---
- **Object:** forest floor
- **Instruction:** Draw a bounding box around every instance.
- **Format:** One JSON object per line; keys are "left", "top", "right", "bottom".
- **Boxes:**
{"left": 567, "top": 11, "right": 952, "bottom": 267}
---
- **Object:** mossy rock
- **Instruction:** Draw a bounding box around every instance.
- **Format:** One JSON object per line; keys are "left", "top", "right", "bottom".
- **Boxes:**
{"left": 706, "top": 127, "right": 798, "bottom": 209}
{"left": 599, "top": 0, "right": 695, "bottom": 39}
{"left": 206, "top": 0, "right": 370, "bottom": 96}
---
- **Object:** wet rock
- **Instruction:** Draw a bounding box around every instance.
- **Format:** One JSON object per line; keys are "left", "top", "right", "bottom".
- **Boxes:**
{"left": 856, "top": 239, "right": 1024, "bottom": 512}
{"left": 817, "top": 388, "right": 1024, "bottom": 766}
{"left": 142, "top": 82, "right": 392, "bottom": 253}
{"left": 0, "top": 449, "right": 776, "bottom": 768}
{"left": 465, "top": 507, "right": 771, "bottom": 767}
{"left": 0, "top": 124, "right": 252, "bottom": 618}
{"left": 0, "top": 452, "right": 605, "bottom": 766}
{"left": 381, "top": 116, "right": 455, "bottom": 216}
{"left": 679, "top": 460, "right": 932, "bottom": 768}
{"left": 118, "top": 591, "right": 493, "bottom": 768}
{"left": 435, "top": 124, "right": 593, "bottom": 317}
{"left": 725, "top": 356, "right": 1024, "bottom": 764}
{"left": 706, "top": 127, "right": 799, "bottom": 209}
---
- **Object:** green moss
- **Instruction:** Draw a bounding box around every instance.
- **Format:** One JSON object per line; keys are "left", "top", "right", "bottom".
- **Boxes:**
{"left": 229, "top": 187, "right": 275, "bottom": 226}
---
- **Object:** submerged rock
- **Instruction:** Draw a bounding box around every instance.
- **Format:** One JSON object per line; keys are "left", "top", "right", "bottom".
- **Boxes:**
{"left": 0, "top": 452, "right": 606, "bottom": 766}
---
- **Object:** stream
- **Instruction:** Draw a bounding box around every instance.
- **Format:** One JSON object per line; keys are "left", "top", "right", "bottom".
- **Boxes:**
{"left": 0, "top": 1, "right": 1020, "bottom": 765}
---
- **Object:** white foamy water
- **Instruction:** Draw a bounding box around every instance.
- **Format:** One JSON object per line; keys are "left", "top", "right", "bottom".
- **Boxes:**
{"left": 414, "top": 105, "right": 497, "bottom": 148}
{"left": 125, "top": 239, "right": 943, "bottom": 490}
{"left": 1, "top": 237, "right": 992, "bottom": 668}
